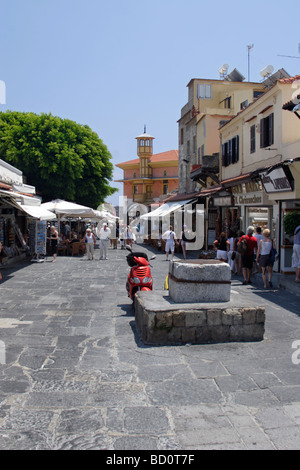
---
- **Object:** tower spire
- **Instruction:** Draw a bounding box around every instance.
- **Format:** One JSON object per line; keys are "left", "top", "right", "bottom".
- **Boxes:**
{"left": 144, "top": 124, "right": 146, "bottom": 134}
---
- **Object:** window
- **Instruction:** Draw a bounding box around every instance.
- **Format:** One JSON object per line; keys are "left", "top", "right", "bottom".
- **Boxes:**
{"left": 260, "top": 113, "right": 274, "bottom": 148}
{"left": 224, "top": 97, "right": 231, "bottom": 109}
{"left": 187, "top": 140, "right": 190, "bottom": 156}
{"left": 254, "top": 91, "right": 264, "bottom": 99}
{"left": 146, "top": 185, "right": 152, "bottom": 199}
{"left": 197, "top": 84, "right": 212, "bottom": 99}
{"left": 133, "top": 185, "right": 138, "bottom": 194}
{"left": 250, "top": 125, "right": 256, "bottom": 154}
{"left": 197, "top": 145, "right": 205, "bottom": 164}
{"left": 180, "top": 128, "right": 184, "bottom": 145}
{"left": 240, "top": 100, "right": 248, "bottom": 110}
{"left": 163, "top": 170, "right": 167, "bottom": 177}
{"left": 133, "top": 172, "right": 136, "bottom": 178}
{"left": 222, "top": 135, "right": 239, "bottom": 167}
{"left": 163, "top": 180, "right": 168, "bottom": 195}
{"left": 193, "top": 136, "right": 196, "bottom": 154}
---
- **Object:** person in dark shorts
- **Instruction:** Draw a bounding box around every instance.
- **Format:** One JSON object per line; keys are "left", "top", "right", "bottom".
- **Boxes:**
{"left": 49, "top": 225, "right": 58, "bottom": 263}
{"left": 239, "top": 226, "right": 257, "bottom": 285}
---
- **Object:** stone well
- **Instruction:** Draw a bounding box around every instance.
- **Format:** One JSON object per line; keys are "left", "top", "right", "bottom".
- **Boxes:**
{"left": 168, "top": 260, "right": 231, "bottom": 303}
{"left": 134, "top": 259, "right": 265, "bottom": 346}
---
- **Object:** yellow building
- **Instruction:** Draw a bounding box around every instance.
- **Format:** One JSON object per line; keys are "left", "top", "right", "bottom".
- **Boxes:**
{"left": 178, "top": 70, "right": 266, "bottom": 193}
{"left": 218, "top": 73, "right": 300, "bottom": 273}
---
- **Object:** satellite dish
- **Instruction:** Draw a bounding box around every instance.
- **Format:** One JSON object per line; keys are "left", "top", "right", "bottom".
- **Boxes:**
{"left": 260, "top": 65, "right": 274, "bottom": 78}
{"left": 219, "top": 64, "right": 229, "bottom": 76}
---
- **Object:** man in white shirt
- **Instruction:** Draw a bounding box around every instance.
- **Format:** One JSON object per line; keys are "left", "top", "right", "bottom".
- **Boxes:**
{"left": 97, "top": 223, "right": 111, "bottom": 260}
{"left": 162, "top": 225, "right": 177, "bottom": 261}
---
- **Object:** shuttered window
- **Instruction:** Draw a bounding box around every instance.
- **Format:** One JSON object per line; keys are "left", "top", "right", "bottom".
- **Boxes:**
{"left": 260, "top": 113, "right": 274, "bottom": 148}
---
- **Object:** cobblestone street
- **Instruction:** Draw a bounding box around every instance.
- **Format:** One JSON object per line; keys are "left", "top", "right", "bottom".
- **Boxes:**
{"left": 0, "top": 245, "right": 300, "bottom": 450}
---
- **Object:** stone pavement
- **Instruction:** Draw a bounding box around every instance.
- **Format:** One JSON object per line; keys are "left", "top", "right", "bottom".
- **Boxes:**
{"left": 0, "top": 245, "right": 300, "bottom": 450}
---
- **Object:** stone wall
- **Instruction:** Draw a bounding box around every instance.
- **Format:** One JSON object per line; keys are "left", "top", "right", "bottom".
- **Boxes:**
{"left": 134, "top": 291, "right": 265, "bottom": 346}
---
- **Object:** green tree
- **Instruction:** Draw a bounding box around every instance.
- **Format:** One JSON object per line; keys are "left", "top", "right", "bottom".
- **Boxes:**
{"left": 0, "top": 111, "right": 117, "bottom": 208}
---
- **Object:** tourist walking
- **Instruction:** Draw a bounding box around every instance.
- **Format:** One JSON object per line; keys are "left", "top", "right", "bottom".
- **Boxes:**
{"left": 292, "top": 224, "right": 300, "bottom": 283}
{"left": 49, "top": 225, "right": 58, "bottom": 263}
{"left": 179, "top": 224, "right": 188, "bottom": 260}
{"left": 238, "top": 226, "right": 257, "bottom": 285}
{"left": 213, "top": 232, "right": 230, "bottom": 262}
{"left": 82, "top": 227, "right": 96, "bottom": 260}
{"left": 233, "top": 230, "right": 244, "bottom": 275}
{"left": 253, "top": 227, "right": 264, "bottom": 273}
{"left": 256, "top": 228, "right": 275, "bottom": 288}
{"left": 126, "top": 225, "right": 134, "bottom": 248}
{"left": 227, "top": 231, "right": 236, "bottom": 272}
{"left": 162, "top": 225, "right": 177, "bottom": 261}
{"left": 98, "top": 222, "right": 111, "bottom": 260}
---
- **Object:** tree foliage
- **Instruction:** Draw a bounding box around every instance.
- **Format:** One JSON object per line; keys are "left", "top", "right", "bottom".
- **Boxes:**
{"left": 283, "top": 211, "right": 300, "bottom": 236}
{"left": 0, "top": 111, "right": 117, "bottom": 208}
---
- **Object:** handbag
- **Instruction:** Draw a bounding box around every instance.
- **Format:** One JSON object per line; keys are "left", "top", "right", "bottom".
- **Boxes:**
{"left": 231, "top": 251, "right": 236, "bottom": 261}
{"left": 269, "top": 241, "right": 278, "bottom": 263}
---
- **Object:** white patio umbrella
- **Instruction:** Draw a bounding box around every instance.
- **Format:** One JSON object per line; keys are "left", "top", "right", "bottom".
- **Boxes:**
{"left": 41, "top": 199, "right": 95, "bottom": 218}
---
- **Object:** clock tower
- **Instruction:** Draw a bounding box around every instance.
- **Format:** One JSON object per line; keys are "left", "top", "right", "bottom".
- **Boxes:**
{"left": 135, "top": 126, "right": 155, "bottom": 178}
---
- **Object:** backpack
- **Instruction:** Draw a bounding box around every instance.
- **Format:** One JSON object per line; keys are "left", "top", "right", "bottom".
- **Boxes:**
{"left": 237, "top": 235, "right": 248, "bottom": 256}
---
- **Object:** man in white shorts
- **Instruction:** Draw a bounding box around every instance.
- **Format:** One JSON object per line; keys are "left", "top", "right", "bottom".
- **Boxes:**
{"left": 162, "top": 225, "right": 177, "bottom": 261}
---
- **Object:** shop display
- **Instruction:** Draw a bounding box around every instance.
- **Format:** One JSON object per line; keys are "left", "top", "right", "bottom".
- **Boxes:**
{"left": 29, "top": 221, "right": 47, "bottom": 260}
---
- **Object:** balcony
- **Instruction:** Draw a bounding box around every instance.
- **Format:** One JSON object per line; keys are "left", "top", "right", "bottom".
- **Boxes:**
{"left": 133, "top": 194, "right": 146, "bottom": 203}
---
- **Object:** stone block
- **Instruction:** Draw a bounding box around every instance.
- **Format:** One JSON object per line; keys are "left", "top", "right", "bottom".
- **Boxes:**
{"left": 185, "top": 310, "right": 207, "bottom": 328}
{"left": 168, "top": 260, "right": 231, "bottom": 303}
{"left": 241, "top": 308, "right": 257, "bottom": 325}
{"left": 207, "top": 309, "right": 222, "bottom": 326}
{"left": 134, "top": 291, "right": 265, "bottom": 346}
{"left": 172, "top": 311, "right": 185, "bottom": 328}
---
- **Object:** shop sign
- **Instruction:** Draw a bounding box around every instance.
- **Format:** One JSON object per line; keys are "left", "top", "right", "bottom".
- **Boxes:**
{"left": 234, "top": 192, "right": 263, "bottom": 205}
{"left": 213, "top": 196, "right": 232, "bottom": 206}
{"left": 261, "top": 167, "right": 293, "bottom": 193}
{"left": 232, "top": 180, "right": 266, "bottom": 205}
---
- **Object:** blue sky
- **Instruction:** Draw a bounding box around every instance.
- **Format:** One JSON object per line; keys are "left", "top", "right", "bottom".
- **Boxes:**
{"left": 1, "top": 0, "right": 299, "bottom": 207}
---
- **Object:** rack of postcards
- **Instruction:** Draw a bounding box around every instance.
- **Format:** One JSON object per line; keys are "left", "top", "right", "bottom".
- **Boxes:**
{"left": 28, "top": 220, "right": 47, "bottom": 261}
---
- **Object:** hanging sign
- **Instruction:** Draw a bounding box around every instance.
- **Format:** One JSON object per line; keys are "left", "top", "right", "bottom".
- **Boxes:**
{"left": 261, "top": 167, "right": 293, "bottom": 193}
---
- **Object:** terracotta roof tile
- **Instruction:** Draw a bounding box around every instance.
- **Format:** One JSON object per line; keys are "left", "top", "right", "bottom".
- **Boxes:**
{"left": 116, "top": 150, "right": 178, "bottom": 167}
{"left": 279, "top": 74, "right": 300, "bottom": 84}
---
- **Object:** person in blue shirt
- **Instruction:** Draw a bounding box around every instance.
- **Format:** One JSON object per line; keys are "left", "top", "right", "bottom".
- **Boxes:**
{"left": 293, "top": 225, "right": 300, "bottom": 282}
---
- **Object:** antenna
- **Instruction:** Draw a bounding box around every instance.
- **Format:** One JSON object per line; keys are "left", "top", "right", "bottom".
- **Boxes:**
{"left": 278, "top": 43, "right": 300, "bottom": 59}
{"left": 247, "top": 44, "right": 254, "bottom": 81}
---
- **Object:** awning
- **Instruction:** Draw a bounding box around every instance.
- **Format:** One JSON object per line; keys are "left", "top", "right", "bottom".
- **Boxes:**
{"left": 0, "top": 190, "right": 56, "bottom": 220}
{"left": 0, "top": 189, "right": 41, "bottom": 205}
{"left": 140, "top": 199, "right": 195, "bottom": 219}
{"left": 13, "top": 203, "right": 57, "bottom": 221}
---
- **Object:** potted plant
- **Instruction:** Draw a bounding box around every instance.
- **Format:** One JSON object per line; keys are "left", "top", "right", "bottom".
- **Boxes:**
{"left": 283, "top": 211, "right": 300, "bottom": 237}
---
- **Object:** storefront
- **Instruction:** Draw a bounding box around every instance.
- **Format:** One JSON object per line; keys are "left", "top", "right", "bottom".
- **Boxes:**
{"left": 0, "top": 192, "right": 56, "bottom": 263}
{"left": 259, "top": 158, "right": 300, "bottom": 274}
